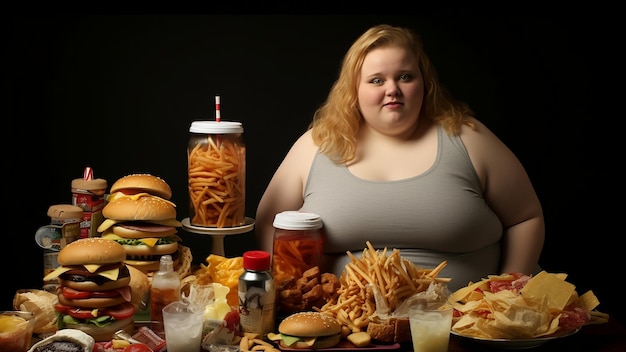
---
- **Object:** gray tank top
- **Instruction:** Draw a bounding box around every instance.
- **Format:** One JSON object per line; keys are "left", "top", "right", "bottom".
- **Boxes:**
{"left": 301, "top": 125, "right": 503, "bottom": 290}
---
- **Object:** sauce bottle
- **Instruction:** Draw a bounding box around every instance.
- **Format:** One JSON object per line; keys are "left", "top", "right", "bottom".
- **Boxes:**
{"left": 150, "top": 255, "right": 181, "bottom": 324}
{"left": 238, "top": 250, "right": 276, "bottom": 337}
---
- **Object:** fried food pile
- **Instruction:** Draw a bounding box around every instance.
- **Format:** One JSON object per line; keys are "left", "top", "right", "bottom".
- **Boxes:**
{"left": 276, "top": 266, "right": 340, "bottom": 313}
{"left": 319, "top": 241, "right": 450, "bottom": 338}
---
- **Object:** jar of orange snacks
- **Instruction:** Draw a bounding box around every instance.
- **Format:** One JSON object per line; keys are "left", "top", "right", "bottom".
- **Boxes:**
{"left": 187, "top": 120, "right": 246, "bottom": 228}
{"left": 271, "top": 211, "right": 324, "bottom": 287}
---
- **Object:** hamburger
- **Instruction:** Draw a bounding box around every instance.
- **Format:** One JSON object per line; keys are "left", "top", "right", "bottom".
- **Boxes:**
{"left": 97, "top": 174, "right": 183, "bottom": 274}
{"left": 268, "top": 311, "right": 341, "bottom": 349}
{"left": 43, "top": 238, "right": 135, "bottom": 342}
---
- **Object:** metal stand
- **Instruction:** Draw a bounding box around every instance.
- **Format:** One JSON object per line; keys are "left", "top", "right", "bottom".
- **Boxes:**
{"left": 181, "top": 217, "right": 255, "bottom": 256}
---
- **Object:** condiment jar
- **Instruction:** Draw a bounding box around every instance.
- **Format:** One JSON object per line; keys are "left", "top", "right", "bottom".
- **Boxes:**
{"left": 271, "top": 211, "right": 324, "bottom": 286}
{"left": 187, "top": 120, "right": 246, "bottom": 228}
{"left": 71, "top": 170, "right": 107, "bottom": 239}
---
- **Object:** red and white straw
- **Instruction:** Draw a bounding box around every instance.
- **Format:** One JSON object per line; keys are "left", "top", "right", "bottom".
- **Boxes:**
{"left": 83, "top": 166, "right": 93, "bottom": 180}
{"left": 215, "top": 95, "right": 221, "bottom": 122}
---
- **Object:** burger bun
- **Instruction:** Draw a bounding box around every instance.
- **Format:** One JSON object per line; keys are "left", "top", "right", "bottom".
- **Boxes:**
{"left": 110, "top": 173, "right": 172, "bottom": 199}
{"left": 102, "top": 196, "right": 178, "bottom": 222}
{"left": 127, "top": 265, "right": 150, "bottom": 309}
{"left": 63, "top": 317, "right": 134, "bottom": 343}
{"left": 58, "top": 238, "right": 126, "bottom": 265}
{"left": 274, "top": 311, "right": 341, "bottom": 349}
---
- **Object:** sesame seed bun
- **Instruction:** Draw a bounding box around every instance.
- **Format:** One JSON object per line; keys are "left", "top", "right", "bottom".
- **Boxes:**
{"left": 277, "top": 312, "right": 341, "bottom": 349}
{"left": 57, "top": 238, "right": 126, "bottom": 265}
{"left": 109, "top": 173, "right": 172, "bottom": 199}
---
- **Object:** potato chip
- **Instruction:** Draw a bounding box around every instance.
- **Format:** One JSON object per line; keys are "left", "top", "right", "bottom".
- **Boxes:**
{"left": 450, "top": 271, "right": 605, "bottom": 339}
{"left": 193, "top": 254, "right": 244, "bottom": 307}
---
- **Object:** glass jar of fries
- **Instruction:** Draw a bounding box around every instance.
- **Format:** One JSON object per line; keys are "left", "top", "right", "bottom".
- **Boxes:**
{"left": 187, "top": 120, "right": 246, "bottom": 228}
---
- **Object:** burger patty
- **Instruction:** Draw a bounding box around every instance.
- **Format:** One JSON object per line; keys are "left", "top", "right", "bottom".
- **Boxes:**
{"left": 60, "top": 265, "right": 130, "bottom": 286}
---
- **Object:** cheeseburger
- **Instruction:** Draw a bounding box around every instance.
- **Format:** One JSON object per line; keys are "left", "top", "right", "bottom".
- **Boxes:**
{"left": 268, "top": 311, "right": 341, "bottom": 349}
{"left": 97, "top": 174, "right": 183, "bottom": 274}
{"left": 43, "top": 238, "right": 135, "bottom": 342}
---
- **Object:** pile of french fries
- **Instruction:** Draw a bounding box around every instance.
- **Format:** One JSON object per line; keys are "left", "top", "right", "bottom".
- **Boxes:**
{"left": 319, "top": 241, "right": 450, "bottom": 333}
{"left": 188, "top": 135, "right": 245, "bottom": 228}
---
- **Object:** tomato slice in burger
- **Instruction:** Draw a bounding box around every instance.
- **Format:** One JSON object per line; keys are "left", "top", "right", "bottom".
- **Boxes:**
{"left": 60, "top": 287, "right": 122, "bottom": 299}
{"left": 55, "top": 301, "right": 135, "bottom": 320}
{"left": 60, "top": 287, "right": 91, "bottom": 299}
{"left": 103, "top": 302, "right": 136, "bottom": 320}
{"left": 55, "top": 303, "right": 100, "bottom": 320}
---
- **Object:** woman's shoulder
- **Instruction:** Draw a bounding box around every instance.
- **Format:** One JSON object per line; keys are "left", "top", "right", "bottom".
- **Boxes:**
{"left": 289, "top": 129, "right": 318, "bottom": 154}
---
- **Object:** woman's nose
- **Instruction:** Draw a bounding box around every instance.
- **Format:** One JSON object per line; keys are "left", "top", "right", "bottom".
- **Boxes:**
{"left": 385, "top": 82, "right": 401, "bottom": 96}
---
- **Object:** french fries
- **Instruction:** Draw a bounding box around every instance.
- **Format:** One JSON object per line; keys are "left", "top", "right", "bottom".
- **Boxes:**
{"left": 319, "top": 241, "right": 450, "bottom": 332}
{"left": 188, "top": 135, "right": 245, "bottom": 228}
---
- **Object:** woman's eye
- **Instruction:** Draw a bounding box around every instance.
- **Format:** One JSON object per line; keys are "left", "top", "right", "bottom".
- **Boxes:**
{"left": 400, "top": 74, "right": 412, "bottom": 81}
{"left": 371, "top": 78, "right": 383, "bottom": 84}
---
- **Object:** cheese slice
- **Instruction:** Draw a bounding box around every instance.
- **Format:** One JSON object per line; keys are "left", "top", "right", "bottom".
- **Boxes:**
{"left": 42, "top": 265, "right": 119, "bottom": 281}
{"left": 266, "top": 333, "right": 315, "bottom": 347}
{"left": 97, "top": 218, "right": 120, "bottom": 233}
{"left": 44, "top": 266, "right": 71, "bottom": 281}
{"left": 139, "top": 238, "right": 159, "bottom": 247}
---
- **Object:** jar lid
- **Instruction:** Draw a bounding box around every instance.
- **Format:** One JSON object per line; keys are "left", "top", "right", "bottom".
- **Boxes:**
{"left": 190, "top": 121, "right": 244, "bottom": 134}
{"left": 273, "top": 211, "right": 323, "bottom": 230}
{"left": 243, "top": 250, "right": 271, "bottom": 271}
{"left": 71, "top": 178, "right": 107, "bottom": 191}
{"left": 47, "top": 204, "right": 83, "bottom": 219}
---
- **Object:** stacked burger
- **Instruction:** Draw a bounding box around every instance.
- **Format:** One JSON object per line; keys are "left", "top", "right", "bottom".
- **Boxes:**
{"left": 43, "top": 238, "right": 136, "bottom": 341}
{"left": 97, "top": 174, "right": 188, "bottom": 276}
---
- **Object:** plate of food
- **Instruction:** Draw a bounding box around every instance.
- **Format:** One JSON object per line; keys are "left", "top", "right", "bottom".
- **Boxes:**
{"left": 450, "top": 327, "right": 580, "bottom": 349}
{"left": 448, "top": 271, "right": 600, "bottom": 349}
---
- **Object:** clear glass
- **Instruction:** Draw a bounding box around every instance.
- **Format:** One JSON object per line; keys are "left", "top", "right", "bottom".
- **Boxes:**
{"left": 409, "top": 303, "right": 453, "bottom": 352}
{"left": 0, "top": 311, "right": 35, "bottom": 352}
{"left": 187, "top": 122, "right": 246, "bottom": 228}
{"left": 162, "top": 301, "right": 204, "bottom": 352}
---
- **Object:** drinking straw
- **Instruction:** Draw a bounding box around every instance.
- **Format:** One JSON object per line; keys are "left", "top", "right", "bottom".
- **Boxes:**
{"left": 215, "top": 95, "right": 221, "bottom": 147}
{"left": 83, "top": 166, "right": 93, "bottom": 180}
{"left": 215, "top": 95, "right": 221, "bottom": 122}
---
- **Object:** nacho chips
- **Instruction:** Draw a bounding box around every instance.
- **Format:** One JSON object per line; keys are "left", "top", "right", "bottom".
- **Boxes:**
{"left": 450, "top": 271, "right": 606, "bottom": 339}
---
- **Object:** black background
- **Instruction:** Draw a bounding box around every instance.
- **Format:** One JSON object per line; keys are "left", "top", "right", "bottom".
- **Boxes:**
{"left": 7, "top": 10, "right": 623, "bottom": 322}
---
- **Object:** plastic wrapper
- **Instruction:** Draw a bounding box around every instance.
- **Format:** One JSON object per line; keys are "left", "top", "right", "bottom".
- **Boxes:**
{"left": 182, "top": 282, "right": 241, "bottom": 348}
{"left": 13, "top": 289, "right": 58, "bottom": 335}
{"left": 370, "top": 282, "right": 451, "bottom": 320}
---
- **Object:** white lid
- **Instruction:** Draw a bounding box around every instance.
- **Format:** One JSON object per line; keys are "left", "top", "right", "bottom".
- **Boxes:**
{"left": 273, "top": 211, "right": 323, "bottom": 230}
{"left": 189, "top": 121, "right": 243, "bottom": 134}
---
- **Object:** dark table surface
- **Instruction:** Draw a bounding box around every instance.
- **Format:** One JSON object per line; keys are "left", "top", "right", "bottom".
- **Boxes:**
{"left": 139, "top": 315, "right": 626, "bottom": 352}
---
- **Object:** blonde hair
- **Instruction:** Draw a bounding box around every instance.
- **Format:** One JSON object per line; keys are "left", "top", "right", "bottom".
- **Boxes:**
{"left": 310, "top": 24, "right": 475, "bottom": 164}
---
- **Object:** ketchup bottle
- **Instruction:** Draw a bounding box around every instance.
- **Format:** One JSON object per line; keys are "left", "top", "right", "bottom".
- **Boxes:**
{"left": 150, "top": 255, "right": 181, "bottom": 324}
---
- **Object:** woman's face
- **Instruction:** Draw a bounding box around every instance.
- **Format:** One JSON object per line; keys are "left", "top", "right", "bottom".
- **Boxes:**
{"left": 357, "top": 46, "right": 424, "bottom": 137}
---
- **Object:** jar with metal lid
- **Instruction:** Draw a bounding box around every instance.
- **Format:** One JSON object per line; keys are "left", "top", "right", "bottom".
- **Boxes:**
{"left": 187, "top": 120, "right": 246, "bottom": 228}
{"left": 271, "top": 211, "right": 324, "bottom": 287}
